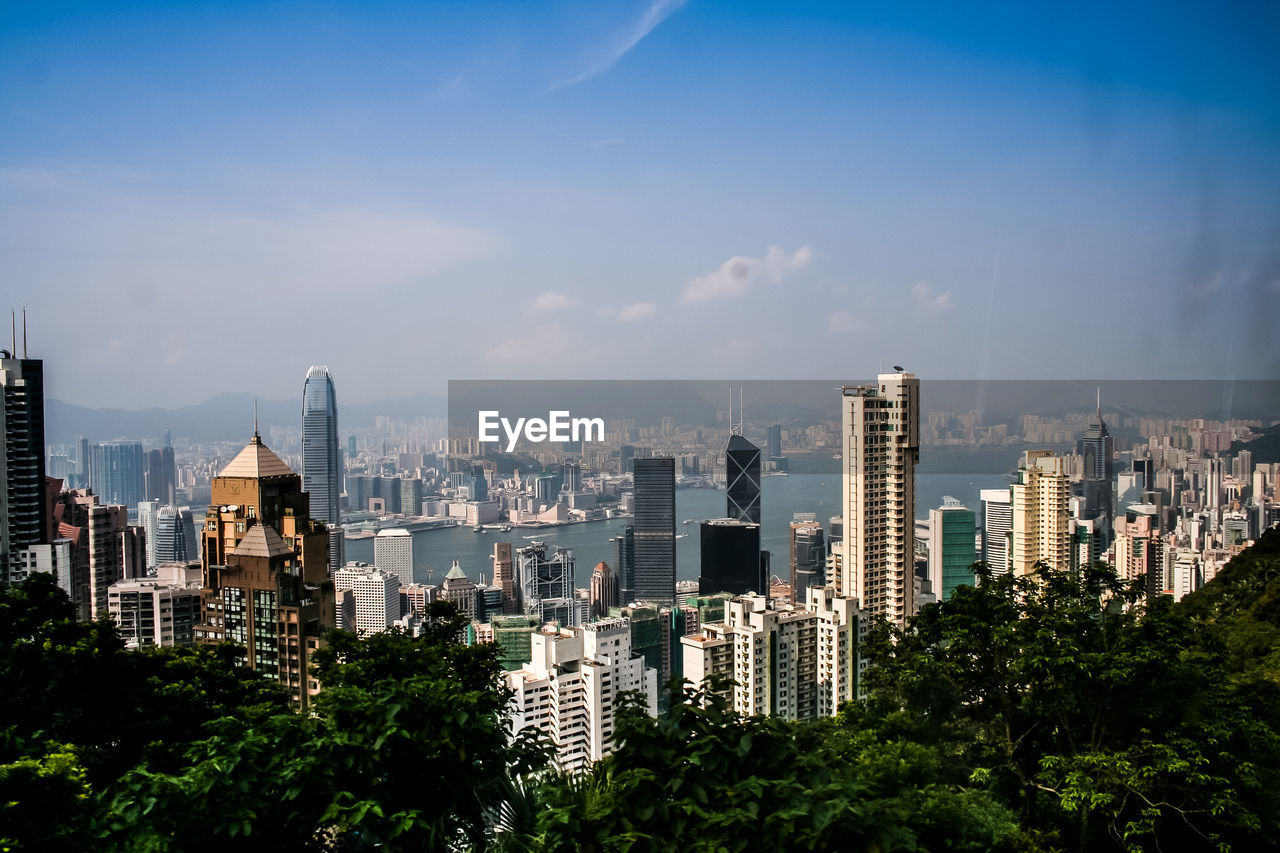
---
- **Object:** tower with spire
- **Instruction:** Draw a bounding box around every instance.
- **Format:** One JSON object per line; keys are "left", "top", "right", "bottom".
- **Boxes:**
{"left": 195, "top": 430, "right": 335, "bottom": 708}
{"left": 1075, "top": 388, "right": 1115, "bottom": 558}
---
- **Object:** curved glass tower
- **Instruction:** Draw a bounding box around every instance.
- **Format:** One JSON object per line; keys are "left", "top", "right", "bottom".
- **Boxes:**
{"left": 301, "top": 365, "right": 342, "bottom": 526}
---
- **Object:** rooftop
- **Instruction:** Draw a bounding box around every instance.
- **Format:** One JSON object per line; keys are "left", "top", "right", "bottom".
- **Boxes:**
{"left": 218, "top": 434, "right": 296, "bottom": 479}
{"left": 232, "top": 523, "right": 293, "bottom": 559}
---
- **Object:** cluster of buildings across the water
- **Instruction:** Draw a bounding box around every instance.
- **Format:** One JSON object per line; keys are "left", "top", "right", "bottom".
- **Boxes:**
{"left": 5, "top": 331, "right": 1278, "bottom": 771}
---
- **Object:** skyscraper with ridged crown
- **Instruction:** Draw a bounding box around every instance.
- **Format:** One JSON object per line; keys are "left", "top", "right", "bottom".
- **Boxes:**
{"left": 302, "top": 365, "right": 343, "bottom": 570}
{"left": 195, "top": 429, "right": 334, "bottom": 707}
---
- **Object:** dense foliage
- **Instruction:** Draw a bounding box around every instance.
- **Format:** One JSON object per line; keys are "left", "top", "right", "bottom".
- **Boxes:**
{"left": 1, "top": 528, "right": 1277, "bottom": 851}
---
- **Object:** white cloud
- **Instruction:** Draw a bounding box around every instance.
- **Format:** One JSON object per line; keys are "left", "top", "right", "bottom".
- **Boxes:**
{"left": 548, "top": 0, "right": 687, "bottom": 92}
{"left": 530, "top": 291, "right": 576, "bottom": 312}
{"left": 681, "top": 245, "right": 813, "bottom": 304}
{"left": 911, "top": 281, "right": 954, "bottom": 312}
{"left": 618, "top": 301, "right": 656, "bottom": 321}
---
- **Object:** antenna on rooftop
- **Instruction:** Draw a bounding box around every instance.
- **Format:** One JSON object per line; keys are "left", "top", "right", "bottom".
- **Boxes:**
{"left": 21, "top": 308, "right": 27, "bottom": 358}
{"left": 254, "top": 399, "right": 259, "bottom": 438}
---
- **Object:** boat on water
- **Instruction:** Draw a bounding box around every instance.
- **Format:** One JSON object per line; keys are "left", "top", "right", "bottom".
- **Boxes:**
{"left": 472, "top": 524, "right": 484, "bottom": 533}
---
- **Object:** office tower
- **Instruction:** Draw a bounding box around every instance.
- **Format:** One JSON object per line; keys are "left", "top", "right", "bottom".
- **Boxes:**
{"left": 562, "top": 461, "right": 582, "bottom": 493}
{"left": 440, "top": 561, "right": 477, "bottom": 621}
{"left": 517, "top": 542, "right": 577, "bottom": 626}
{"left": 928, "top": 498, "right": 978, "bottom": 601}
{"left": 680, "top": 589, "right": 862, "bottom": 721}
{"left": 1010, "top": 450, "right": 1071, "bottom": 575}
{"left": 76, "top": 436, "right": 90, "bottom": 488}
{"left": 698, "top": 518, "right": 763, "bottom": 596}
{"left": 108, "top": 561, "right": 202, "bottom": 648}
{"left": 725, "top": 435, "right": 762, "bottom": 524}
{"left": 633, "top": 457, "right": 675, "bottom": 604}
{"left": 154, "top": 506, "right": 199, "bottom": 565}
{"left": 400, "top": 479, "right": 424, "bottom": 517}
{"left": 302, "top": 365, "right": 342, "bottom": 524}
{"left": 507, "top": 619, "right": 659, "bottom": 771}
{"left": 145, "top": 446, "right": 176, "bottom": 506}
{"left": 767, "top": 425, "right": 783, "bottom": 460}
{"left": 89, "top": 441, "right": 146, "bottom": 516}
{"left": 492, "top": 541, "right": 518, "bottom": 614}
{"left": 1, "top": 345, "right": 47, "bottom": 584}
{"left": 373, "top": 527, "right": 413, "bottom": 585}
{"left": 137, "top": 499, "right": 161, "bottom": 569}
{"left": 1075, "top": 393, "right": 1114, "bottom": 550}
{"left": 837, "top": 372, "right": 920, "bottom": 626}
{"left": 789, "top": 515, "right": 825, "bottom": 605}
{"left": 302, "top": 365, "right": 343, "bottom": 574}
{"left": 615, "top": 526, "right": 635, "bottom": 604}
{"left": 588, "top": 561, "right": 619, "bottom": 621}
{"left": 195, "top": 430, "right": 335, "bottom": 708}
{"left": 981, "top": 488, "right": 1012, "bottom": 574}
{"left": 352, "top": 568, "right": 401, "bottom": 636}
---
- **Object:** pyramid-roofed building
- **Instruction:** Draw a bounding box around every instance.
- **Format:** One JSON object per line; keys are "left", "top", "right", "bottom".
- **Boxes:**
{"left": 218, "top": 433, "right": 297, "bottom": 479}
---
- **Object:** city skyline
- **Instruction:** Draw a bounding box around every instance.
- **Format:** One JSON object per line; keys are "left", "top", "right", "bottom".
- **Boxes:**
{"left": 3, "top": 2, "right": 1278, "bottom": 409}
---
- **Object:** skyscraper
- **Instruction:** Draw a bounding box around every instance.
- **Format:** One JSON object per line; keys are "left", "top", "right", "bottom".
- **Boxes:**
{"left": 789, "top": 515, "right": 825, "bottom": 605}
{"left": 195, "top": 431, "right": 335, "bottom": 708}
{"left": 302, "top": 365, "right": 343, "bottom": 571}
{"left": 492, "top": 541, "right": 518, "bottom": 614}
{"left": 145, "top": 446, "right": 176, "bottom": 505}
{"left": 89, "top": 441, "right": 146, "bottom": 516}
{"left": 517, "top": 542, "right": 577, "bottom": 626}
{"left": 373, "top": 528, "right": 413, "bottom": 586}
{"left": 698, "top": 518, "right": 763, "bottom": 596}
{"left": 588, "top": 561, "right": 619, "bottom": 621}
{"left": 1, "top": 344, "right": 47, "bottom": 584}
{"left": 928, "top": 498, "right": 977, "bottom": 601}
{"left": 980, "top": 488, "right": 1012, "bottom": 574}
{"left": 632, "top": 457, "right": 675, "bottom": 604}
{"left": 725, "top": 434, "right": 762, "bottom": 524}
{"left": 1010, "top": 450, "right": 1071, "bottom": 575}
{"left": 154, "top": 506, "right": 199, "bottom": 565}
{"left": 1076, "top": 392, "right": 1115, "bottom": 551}
{"left": 837, "top": 372, "right": 919, "bottom": 626}
{"left": 615, "top": 525, "right": 635, "bottom": 605}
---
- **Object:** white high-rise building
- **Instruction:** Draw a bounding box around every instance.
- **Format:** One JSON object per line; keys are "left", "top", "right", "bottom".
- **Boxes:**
{"left": 137, "top": 499, "right": 161, "bottom": 569}
{"left": 351, "top": 568, "right": 401, "bottom": 636}
{"left": 680, "top": 588, "right": 864, "bottom": 720}
{"left": 981, "top": 488, "right": 1012, "bottom": 574}
{"left": 374, "top": 528, "right": 413, "bottom": 586}
{"left": 1010, "top": 451, "right": 1071, "bottom": 575}
{"left": 507, "top": 618, "right": 658, "bottom": 771}
{"left": 837, "top": 371, "right": 919, "bottom": 626}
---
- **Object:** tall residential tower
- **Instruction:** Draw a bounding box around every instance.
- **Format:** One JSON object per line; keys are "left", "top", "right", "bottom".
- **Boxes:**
{"left": 837, "top": 371, "right": 919, "bottom": 626}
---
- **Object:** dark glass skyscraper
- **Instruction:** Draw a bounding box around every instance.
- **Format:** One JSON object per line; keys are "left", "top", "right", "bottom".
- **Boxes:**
{"left": 302, "top": 365, "right": 342, "bottom": 526}
{"left": 145, "top": 446, "right": 176, "bottom": 506}
{"left": 698, "top": 518, "right": 763, "bottom": 596}
{"left": 1, "top": 350, "right": 47, "bottom": 584}
{"left": 632, "top": 457, "right": 675, "bottom": 604}
{"left": 615, "top": 525, "right": 635, "bottom": 604}
{"left": 725, "top": 434, "right": 762, "bottom": 524}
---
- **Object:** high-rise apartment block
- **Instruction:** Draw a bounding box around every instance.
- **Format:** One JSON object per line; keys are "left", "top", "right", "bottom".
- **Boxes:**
{"left": 507, "top": 618, "right": 658, "bottom": 771}
{"left": 837, "top": 372, "right": 919, "bottom": 625}
{"left": 980, "top": 488, "right": 1012, "bottom": 574}
{"left": 195, "top": 431, "right": 334, "bottom": 708}
{"left": 108, "top": 561, "right": 202, "bottom": 648}
{"left": 681, "top": 588, "right": 864, "bottom": 720}
{"left": 351, "top": 567, "right": 401, "bottom": 636}
{"left": 632, "top": 457, "right": 675, "bottom": 604}
{"left": 1010, "top": 450, "right": 1071, "bottom": 575}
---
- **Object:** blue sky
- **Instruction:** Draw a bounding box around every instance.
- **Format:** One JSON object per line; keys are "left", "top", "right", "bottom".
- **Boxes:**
{"left": 2, "top": 1, "right": 1278, "bottom": 408}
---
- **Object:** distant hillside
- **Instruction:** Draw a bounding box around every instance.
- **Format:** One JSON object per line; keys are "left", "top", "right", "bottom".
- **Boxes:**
{"left": 1230, "top": 424, "right": 1280, "bottom": 465}
{"left": 46, "top": 392, "right": 447, "bottom": 445}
